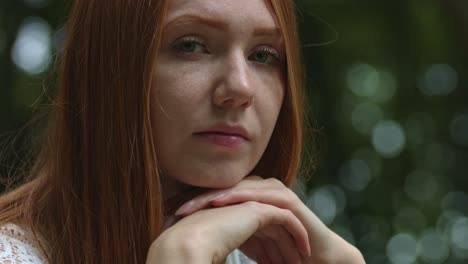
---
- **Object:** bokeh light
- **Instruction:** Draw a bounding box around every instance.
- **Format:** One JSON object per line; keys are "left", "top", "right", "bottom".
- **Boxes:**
{"left": 418, "top": 64, "right": 458, "bottom": 96}
{"left": 371, "top": 71, "right": 397, "bottom": 103}
{"left": 11, "top": 16, "right": 52, "bottom": 75}
{"left": 371, "top": 120, "right": 406, "bottom": 158}
{"left": 417, "top": 229, "right": 449, "bottom": 264}
{"left": 386, "top": 233, "right": 418, "bottom": 264}
{"left": 306, "top": 185, "right": 346, "bottom": 225}
{"left": 338, "top": 159, "right": 372, "bottom": 192}
{"left": 2, "top": 1, "right": 468, "bottom": 263}
{"left": 450, "top": 217, "right": 468, "bottom": 259}
{"left": 437, "top": 210, "right": 464, "bottom": 241}
{"left": 347, "top": 63, "right": 380, "bottom": 98}
{"left": 346, "top": 63, "right": 397, "bottom": 103}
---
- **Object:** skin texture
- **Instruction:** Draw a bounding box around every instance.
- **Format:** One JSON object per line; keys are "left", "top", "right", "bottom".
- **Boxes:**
{"left": 148, "top": 0, "right": 366, "bottom": 263}
{"left": 174, "top": 176, "right": 366, "bottom": 263}
{"left": 151, "top": 0, "right": 285, "bottom": 194}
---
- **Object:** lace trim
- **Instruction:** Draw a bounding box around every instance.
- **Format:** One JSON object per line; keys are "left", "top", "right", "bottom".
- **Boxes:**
{"left": 226, "top": 249, "right": 256, "bottom": 264}
{"left": 0, "top": 224, "right": 254, "bottom": 264}
{"left": 0, "top": 224, "right": 46, "bottom": 264}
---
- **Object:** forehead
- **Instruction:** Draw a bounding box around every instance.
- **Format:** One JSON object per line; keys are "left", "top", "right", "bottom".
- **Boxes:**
{"left": 165, "top": 0, "right": 279, "bottom": 30}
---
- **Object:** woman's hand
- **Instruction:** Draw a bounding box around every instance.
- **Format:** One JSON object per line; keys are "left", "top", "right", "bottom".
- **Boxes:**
{"left": 174, "top": 176, "right": 366, "bottom": 264}
{"left": 146, "top": 200, "right": 311, "bottom": 264}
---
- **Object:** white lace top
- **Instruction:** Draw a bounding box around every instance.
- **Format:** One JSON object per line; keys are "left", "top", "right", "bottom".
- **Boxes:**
{"left": 0, "top": 224, "right": 254, "bottom": 264}
{"left": 226, "top": 249, "right": 256, "bottom": 264}
{"left": 0, "top": 224, "right": 47, "bottom": 264}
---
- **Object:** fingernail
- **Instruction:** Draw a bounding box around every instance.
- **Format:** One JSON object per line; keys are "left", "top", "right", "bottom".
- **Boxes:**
{"left": 175, "top": 200, "right": 195, "bottom": 216}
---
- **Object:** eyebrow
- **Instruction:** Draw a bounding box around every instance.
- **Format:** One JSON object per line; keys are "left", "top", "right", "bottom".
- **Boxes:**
{"left": 164, "top": 14, "right": 281, "bottom": 37}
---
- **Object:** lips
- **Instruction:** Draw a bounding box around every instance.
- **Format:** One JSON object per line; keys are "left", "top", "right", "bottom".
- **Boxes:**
{"left": 194, "top": 124, "right": 250, "bottom": 140}
{"left": 193, "top": 124, "right": 250, "bottom": 147}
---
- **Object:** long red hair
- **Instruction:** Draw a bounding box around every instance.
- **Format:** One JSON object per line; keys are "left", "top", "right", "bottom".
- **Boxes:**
{"left": 0, "top": 0, "right": 305, "bottom": 263}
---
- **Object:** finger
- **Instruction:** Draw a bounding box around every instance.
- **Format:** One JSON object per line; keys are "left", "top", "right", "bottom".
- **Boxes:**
{"left": 210, "top": 187, "right": 299, "bottom": 215}
{"left": 171, "top": 201, "right": 310, "bottom": 262}
{"left": 175, "top": 185, "right": 283, "bottom": 217}
{"left": 260, "top": 225, "right": 302, "bottom": 264}
{"left": 249, "top": 202, "right": 311, "bottom": 257}
{"left": 174, "top": 176, "right": 275, "bottom": 216}
{"left": 174, "top": 189, "right": 228, "bottom": 216}
{"left": 239, "top": 236, "right": 271, "bottom": 264}
{"left": 257, "top": 235, "right": 284, "bottom": 264}
{"left": 211, "top": 187, "right": 332, "bottom": 253}
{"left": 210, "top": 178, "right": 296, "bottom": 211}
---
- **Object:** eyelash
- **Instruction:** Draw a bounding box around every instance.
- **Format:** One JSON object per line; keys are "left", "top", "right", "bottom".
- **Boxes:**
{"left": 172, "top": 36, "right": 208, "bottom": 55}
{"left": 251, "top": 46, "right": 281, "bottom": 64}
{"left": 171, "top": 36, "right": 283, "bottom": 65}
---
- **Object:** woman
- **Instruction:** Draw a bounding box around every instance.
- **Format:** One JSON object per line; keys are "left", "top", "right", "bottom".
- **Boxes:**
{"left": 0, "top": 0, "right": 365, "bottom": 263}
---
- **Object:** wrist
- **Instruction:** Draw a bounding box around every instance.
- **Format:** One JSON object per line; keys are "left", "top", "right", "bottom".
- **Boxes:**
{"left": 307, "top": 231, "right": 365, "bottom": 264}
{"left": 146, "top": 231, "right": 207, "bottom": 264}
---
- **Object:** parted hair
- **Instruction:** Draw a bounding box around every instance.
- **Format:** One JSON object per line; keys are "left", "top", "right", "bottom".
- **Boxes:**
{"left": 0, "top": 0, "right": 305, "bottom": 263}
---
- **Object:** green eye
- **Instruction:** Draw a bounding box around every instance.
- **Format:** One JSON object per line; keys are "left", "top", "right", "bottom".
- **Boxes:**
{"left": 173, "top": 37, "right": 207, "bottom": 54}
{"left": 179, "top": 42, "right": 197, "bottom": 52}
{"left": 251, "top": 51, "right": 270, "bottom": 63}
{"left": 249, "top": 47, "right": 281, "bottom": 65}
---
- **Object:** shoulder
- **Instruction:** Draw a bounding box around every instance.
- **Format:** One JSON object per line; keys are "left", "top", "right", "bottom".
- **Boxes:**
{"left": 0, "top": 223, "right": 47, "bottom": 264}
{"left": 226, "top": 249, "right": 256, "bottom": 264}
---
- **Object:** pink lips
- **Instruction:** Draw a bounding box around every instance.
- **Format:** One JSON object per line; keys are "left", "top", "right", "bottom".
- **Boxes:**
{"left": 194, "top": 124, "right": 249, "bottom": 148}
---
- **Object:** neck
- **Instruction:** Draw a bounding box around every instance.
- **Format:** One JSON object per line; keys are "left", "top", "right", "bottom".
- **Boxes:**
{"left": 160, "top": 174, "right": 207, "bottom": 216}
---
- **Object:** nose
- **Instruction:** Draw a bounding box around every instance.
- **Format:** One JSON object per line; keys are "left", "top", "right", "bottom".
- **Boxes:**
{"left": 212, "top": 51, "right": 254, "bottom": 109}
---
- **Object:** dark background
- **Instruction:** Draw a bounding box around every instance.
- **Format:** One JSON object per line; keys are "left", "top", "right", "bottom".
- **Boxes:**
{"left": 1, "top": 0, "right": 467, "bottom": 263}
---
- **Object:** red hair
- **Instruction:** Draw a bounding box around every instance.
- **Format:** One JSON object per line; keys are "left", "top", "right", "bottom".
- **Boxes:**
{"left": 0, "top": 0, "right": 306, "bottom": 263}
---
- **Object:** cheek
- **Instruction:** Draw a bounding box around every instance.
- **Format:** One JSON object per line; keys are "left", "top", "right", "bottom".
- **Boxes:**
{"left": 258, "top": 77, "right": 285, "bottom": 132}
{"left": 150, "top": 59, "right": 286, "bottom": 188}
{"left": 150, "top": 64, "right": 196, "bottom": 157}
{"left": 249, "top": 76, "right": 285, "bottom": 169}
{"left": 152, "top": 65, "right": 203, "bottom": 114}
{"left": 150, "top": 62, "right": 215, "bottom": 132}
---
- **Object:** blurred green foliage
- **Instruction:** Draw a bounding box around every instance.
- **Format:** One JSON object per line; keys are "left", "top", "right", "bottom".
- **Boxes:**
{"left": 1, "top": 0, "right": 467, "bottom": 263}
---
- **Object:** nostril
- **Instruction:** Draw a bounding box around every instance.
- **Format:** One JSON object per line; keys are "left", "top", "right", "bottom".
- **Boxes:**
{"left": 241, "top": 96, "right": 254, "bottom": 108}
{"left": 222, "top": 98, "right": 235, "bottom": 106}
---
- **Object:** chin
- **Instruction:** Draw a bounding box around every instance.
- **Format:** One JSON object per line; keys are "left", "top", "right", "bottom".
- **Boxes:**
{"left": 177, "top": 167, "right": 250, "bottom": 189}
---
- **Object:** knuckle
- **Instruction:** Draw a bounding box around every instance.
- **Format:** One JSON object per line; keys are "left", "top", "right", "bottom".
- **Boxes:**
{"left": 278, "top": 208, "right": 297, "bottom": 224}
{"left": 242, "top": 200, "right": 260, "bottom": 210}
{"left": 266, "top": 177, "right": 284, "bottom": 188}
{"left": 284, "top": 189, "right": 299, "bottom": 204}
{"left": 280, "top": 208, "right": 294, "bottom": 218}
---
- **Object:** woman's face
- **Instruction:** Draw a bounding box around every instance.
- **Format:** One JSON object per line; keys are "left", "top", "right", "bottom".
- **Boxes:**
{"left": 151, "top": 0, "right": 285, "bottom": 191}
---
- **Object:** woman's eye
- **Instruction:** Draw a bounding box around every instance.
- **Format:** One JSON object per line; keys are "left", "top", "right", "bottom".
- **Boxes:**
{"left": 248, "top": 47, "right": 281, "bottom": 65}
{"left": 172, "top": 37, "right": 207, "bottom": 54}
